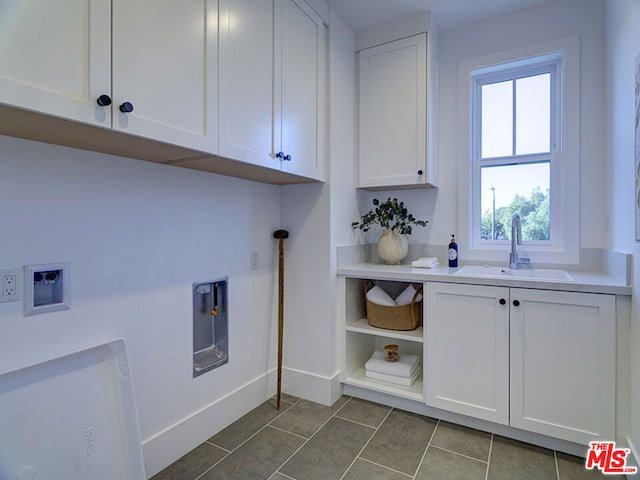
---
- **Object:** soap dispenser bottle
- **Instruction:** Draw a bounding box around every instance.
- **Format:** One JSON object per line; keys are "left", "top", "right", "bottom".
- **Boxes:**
{"left": 448, "top": 234, "right": 458, "bottom": 268}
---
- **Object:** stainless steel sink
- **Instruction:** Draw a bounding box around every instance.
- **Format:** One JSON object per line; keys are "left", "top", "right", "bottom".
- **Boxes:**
{"left": 453, "top": 265, "right": 576, "bottom": 282}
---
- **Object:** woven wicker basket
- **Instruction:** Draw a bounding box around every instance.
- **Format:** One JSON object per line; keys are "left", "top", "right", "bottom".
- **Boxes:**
{"left": 365, "top": 281, "right": 423, "bottom": 331}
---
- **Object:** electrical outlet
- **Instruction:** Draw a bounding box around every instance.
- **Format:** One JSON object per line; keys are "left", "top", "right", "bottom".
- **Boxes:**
{"left": 84, "top": 427, "right": 96, "bottom": 456}
{"left": 3, "top": 274, "right": 16, "bottom": 296}
{"left": 250, "top": 251, "right": 259, "bottom": 270}
{"left": 0, "top": 268, "right": 21, "bottom": 303}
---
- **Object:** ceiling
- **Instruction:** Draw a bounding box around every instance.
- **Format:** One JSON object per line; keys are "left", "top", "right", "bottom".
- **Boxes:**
{"left": 328, "top": 0, "right": 557, "bottom": 32}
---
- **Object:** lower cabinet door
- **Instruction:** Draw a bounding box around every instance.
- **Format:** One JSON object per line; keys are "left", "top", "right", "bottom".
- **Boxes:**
{"left": 509, "top": 288, "right": 616, "bottom": 444}
{"left": 425, "top": 282, "right": 510, "bottom": 425}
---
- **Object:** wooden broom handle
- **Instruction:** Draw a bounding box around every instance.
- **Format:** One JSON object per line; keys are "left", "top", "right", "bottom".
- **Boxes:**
{"left": 273, "top": 230, "right": 289, "bottom": 410}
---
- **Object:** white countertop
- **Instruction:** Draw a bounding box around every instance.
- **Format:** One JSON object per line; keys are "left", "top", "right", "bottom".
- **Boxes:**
{"left": 337, "top": 263, "right": 631, "bottom": 295}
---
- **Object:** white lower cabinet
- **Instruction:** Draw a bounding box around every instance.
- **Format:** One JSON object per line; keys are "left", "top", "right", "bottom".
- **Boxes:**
{"left": 425, "top": 282, "right": 616, "bottom": 445}
{"left": 509, "top": 288, "right": 616, "bottom": 444}
{"left": 424, "top": 283, "right": 510, "bottom": 424}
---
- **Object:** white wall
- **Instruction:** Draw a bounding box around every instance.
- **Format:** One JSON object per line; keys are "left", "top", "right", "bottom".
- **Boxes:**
{"left": 0, "top": 135, "right": 282, "bottom": 476}
{"left": 605, "top": 0, "right": 640, "bottom": 462}
{"left": 355, "top": 0, "right": 607, "bottom": 257}
{"left": 277, "top": 6, "right": 357, "bottom": 405}
{"left": 329, "top": 7, "right": 359, "bottom": 249}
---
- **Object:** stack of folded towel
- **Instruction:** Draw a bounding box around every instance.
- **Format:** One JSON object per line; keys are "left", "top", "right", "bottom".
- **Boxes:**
{"left": 366, "top": 284, "right": 423, "bottom": 306}
{"left": 364, "top": 350, "right": 420, "bottom": 386}
{"left": 410, "top": 257, "right": 440, "bottom": 268}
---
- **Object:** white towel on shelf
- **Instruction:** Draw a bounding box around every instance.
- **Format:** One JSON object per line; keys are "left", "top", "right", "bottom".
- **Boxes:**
{"left": 411, "top": 257, "right": 440, "bottom": 269}
{"left": 366, "top": 285, "right": 396, "bottom": 306}
{"left": 365, "top": 350, "right": 420, "bottom": 377}
{"left": 366, "top": 367, "right": 420, "bottom": 386}
{"left": 394, "top": 284, "right": 423, "bottom": 306}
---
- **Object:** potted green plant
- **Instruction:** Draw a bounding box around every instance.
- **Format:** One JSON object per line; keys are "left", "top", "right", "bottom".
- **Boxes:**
{"left": 352, "top": 198, "right": 428, "bottom": 264}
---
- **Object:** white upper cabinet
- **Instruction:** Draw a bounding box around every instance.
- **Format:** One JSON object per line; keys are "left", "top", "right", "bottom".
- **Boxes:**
{"left": 356, "top": 15, "right": 437, "bottom": 190}
{"left": 277, "top": 0, "right": 327, "bottom": 180}
{"left": 112, "top": 0, "right": 218, "bottom": 153}
{"left": 0, "top": 0, "right": 326, "bottom": 183}
{"left": 219, "top": 0, "right": 326, "bottom": 180}
{"left": 0, "top": 0, "right": 218, "bottom": 153}
{"left": 218, "top": 0, "right": 280, "bottom": 170}
{"left": 0, "top": 0, "right": 111, "bottom": 127}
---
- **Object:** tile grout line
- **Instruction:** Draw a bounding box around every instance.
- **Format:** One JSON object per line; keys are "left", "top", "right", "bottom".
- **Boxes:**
{"left": 338, "top": 405, "right": 396, "bottom": 480}
{"left": 484, "top": 434, "right": 494, "bottom": 480}
{"left": 203, "top": 440, "right": 232, "bottom": 453}
{"left": 269, "top": 396, "right": 356, "bottom": 479}
{"left": 554, "top": 450, "right": 560, "bottom": 480}
{"left": 428, "top": 444, "right": 490, "bottom": 465}
{"left": 355, "top": 457, "right": 414, "bottom": 478}
{"left": 196, "top": 396, "right": 303, "bottom": 480}
{"left": 411, "top": 417, "right": 440, "bottom": 479}
{"left": 268, "top": 470, "right": 296, "bottom": 480}
{"left": 268, "top": 423, "right": 309, "bottom": 440}
{"left": 334, "top": 413, "right": 385, "bottom": 430}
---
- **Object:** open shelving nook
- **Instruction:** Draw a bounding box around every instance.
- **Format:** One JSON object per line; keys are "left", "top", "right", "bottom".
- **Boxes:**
{"left": 340, "top": 277, "right": 425, "bottom": 402}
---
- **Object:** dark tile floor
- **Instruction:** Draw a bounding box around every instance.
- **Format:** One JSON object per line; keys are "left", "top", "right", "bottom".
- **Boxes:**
{"left": 151, "top": 395, "right": 622, "bottom": 480}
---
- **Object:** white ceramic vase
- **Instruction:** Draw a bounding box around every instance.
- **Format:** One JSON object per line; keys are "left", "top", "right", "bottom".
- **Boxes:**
{"left": 377, "top": 230, "right": 408, "bottom": 265}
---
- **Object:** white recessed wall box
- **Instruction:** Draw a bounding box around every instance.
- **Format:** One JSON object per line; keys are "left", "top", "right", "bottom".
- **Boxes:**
{"left": 24, "top": 262, "right": 70, "bottom": 316}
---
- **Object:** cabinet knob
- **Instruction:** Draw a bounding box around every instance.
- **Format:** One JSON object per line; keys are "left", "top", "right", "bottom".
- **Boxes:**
{"left": 417, "top": 169, "right": 424, "bottom": 175}
{"left": 499, "top": 298, "right": 506, "bottom": 305}
{"left": 119, "top": 102, "right": 134, "bottom": 113}
{"left": 276, "top": 151, "right": 285, "bottom": 159}
{"left": 513, "top": 299, "right": 520, "bottom": 307}
{"left": 284, "top": 154, "right": 291, "bottom": 161}
{"left": 97, "top": 94, "right": 112, "bottom": 107}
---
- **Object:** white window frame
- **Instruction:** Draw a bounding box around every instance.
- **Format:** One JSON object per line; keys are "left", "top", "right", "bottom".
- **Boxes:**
{"left": 458, "top": 36, "right": 580, "bottom": 265}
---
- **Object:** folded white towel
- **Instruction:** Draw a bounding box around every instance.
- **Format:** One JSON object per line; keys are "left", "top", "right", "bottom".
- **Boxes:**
{"left": 394, "top": 284, "right": 423, "bottom": 306}
{"left": 411, "top": 257, "right": 440, "bottom": 268}
{"left": 366, "top": 367, "right": 420, "bottom": 386}
{"left": 364, "top": 350, "right": 420, "bottom": 377}
{"left": 366, "top": 285, "right": 396, "bottom": 306}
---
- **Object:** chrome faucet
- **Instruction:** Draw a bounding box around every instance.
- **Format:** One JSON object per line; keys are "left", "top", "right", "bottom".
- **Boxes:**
{"left": 510, "top": 212, "right": 530, "bottom": 269}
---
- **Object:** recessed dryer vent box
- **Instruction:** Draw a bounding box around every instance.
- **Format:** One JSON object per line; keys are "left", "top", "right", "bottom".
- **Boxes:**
{"left": 24, "top": 262, "right": 70, "bottom": 316}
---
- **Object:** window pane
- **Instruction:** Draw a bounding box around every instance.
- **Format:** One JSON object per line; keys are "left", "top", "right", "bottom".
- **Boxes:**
{"left": 516, "top": 74, "right": 550, "bottom": 155}
{"left": 480, "top": 162, "right": 550, "bottom": 241}
{"left": 481, "top": 81, "right": 513, "bottom": 158}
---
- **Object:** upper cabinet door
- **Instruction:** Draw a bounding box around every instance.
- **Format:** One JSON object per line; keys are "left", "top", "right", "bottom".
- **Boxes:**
{"left": 218, "top": 0, "right": 281, "bottom": 170}
{"left": 0, "top": 0, "right": 111, "bottom": 127}
{"left": 358, "top": 33, "right": 436, "bottom": 189}
{"left": 112, "top": 0, "right": 218, "bottom": 153}
{"left": 276, "top": 0, "right": 327, "bottom": 181}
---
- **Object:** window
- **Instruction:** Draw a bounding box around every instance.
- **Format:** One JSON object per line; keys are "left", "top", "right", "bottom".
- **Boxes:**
{"left": 473, "top": 60, "right": 557, "bottom": 244}
{"left": 458, "top": 36, "right": 580, "bottom": 265}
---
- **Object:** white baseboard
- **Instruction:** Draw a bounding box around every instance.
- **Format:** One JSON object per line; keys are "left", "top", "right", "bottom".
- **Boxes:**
{"left": 141, "top": 367, "right": 342, "bottom": 478}
{"left": 141, "top": 370, "right": 277, "bottom": 478}
{"left": 282, "top": 366, "right": 342, "bottom": 406}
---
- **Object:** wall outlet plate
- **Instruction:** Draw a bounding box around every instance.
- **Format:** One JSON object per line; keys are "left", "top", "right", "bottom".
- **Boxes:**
{"left": 0, "top": 268, "right": 22, "bottom": 303}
